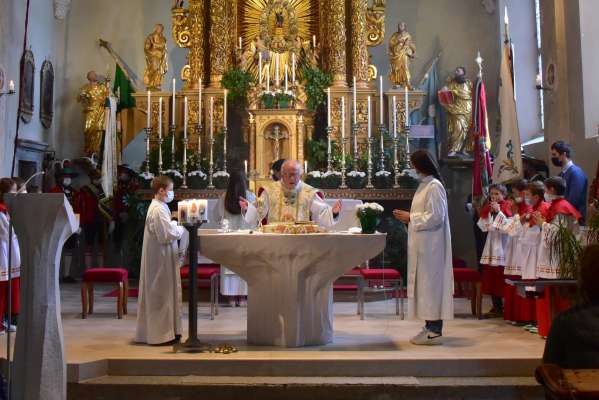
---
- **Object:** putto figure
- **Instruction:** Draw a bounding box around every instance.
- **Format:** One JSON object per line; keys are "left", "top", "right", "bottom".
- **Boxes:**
{"left": 388, "top": 22, "right": 416, "bottom": 89}
{"left": 144, "top": 23, "right": 168, "bottom": 90}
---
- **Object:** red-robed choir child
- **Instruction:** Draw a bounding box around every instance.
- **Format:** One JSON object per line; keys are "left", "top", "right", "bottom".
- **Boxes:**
{"left": 0, "top": 178, "right": 21, "bottom": 334}
{"left": 533, "top": 177, "right": 582, "bottom": 337}
{"left": 477, "top": 184, "right": 513, "bottom": 318}
{"left": 502, "top": 180, "right": 537, "bottom": 323}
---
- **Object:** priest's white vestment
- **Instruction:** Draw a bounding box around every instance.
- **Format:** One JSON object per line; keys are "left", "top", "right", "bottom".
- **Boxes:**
{"left": 407, "top": 176, "right": 454, "bottom": 321}
{"left": 135, "top": 199, "right": 185, "bottom": 344}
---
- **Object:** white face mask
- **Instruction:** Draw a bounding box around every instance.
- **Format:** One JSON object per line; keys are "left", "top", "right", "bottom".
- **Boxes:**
{"left": 544, "top": 193, "right": 559, "bottom": 203}
{"left": 514, "top": 196, "right": 523, "bottom": 203}
{"left": 525, "top": 198, "right": 534, "bottom": 206}
{"left": 165, "top": 190, "right": 175, "bottom": 203}
{"left": 62, "top": 177, "right": 72, "bottom": 186}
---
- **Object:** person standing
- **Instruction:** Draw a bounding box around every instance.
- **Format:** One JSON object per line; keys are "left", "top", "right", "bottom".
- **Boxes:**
{"left": 0, "top": 178, "right": 20, "bottom": 334}
{"left": 215, "top": 170, "right": 256, "bottom": 306}
{"left": 136, "top": 176, "right": 186, "bottom": 345}
{"left": 550, "top": 141, "right": 588, "bottom": 220}
{"left": 393, "top": 150, "right": 454, "bottom": 345}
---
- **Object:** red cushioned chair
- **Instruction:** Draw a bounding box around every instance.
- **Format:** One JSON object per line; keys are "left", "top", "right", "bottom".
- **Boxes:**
{"left": 81, "top": 268, "right": 129, "bottom": 319}
{"left": 333, "top": 267, "right": 363, "bottom": 313}
{"left": 357, "top": 268, "right": 404, "bottom": 320}
{"left": 180, "top": 264, "right": 220, "bottom": 320}
{"left": 452, "top": 258, "right": 482, "bottom": 319}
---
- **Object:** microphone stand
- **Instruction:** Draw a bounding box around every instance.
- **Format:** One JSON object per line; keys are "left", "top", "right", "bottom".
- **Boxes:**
{"left": 6, "top": 170, "right": 44, "bottom": 399}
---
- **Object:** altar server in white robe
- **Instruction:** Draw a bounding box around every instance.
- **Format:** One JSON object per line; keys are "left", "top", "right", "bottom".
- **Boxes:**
{"left": 394, "top": 150, "right": 453, "bottom": 345}
{"left": 136, "top": 176, "right": 186, "bottom": 345}
{"left": 241, "top": 160, "right": 342, "bottom": 227}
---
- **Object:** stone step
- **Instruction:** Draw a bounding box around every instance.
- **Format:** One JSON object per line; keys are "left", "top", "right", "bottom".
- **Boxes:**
{"left": 68, "top": 375, "right": 544, "bottom": 400}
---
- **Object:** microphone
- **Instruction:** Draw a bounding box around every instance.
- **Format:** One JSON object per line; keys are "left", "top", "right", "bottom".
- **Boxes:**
{"left": 18, "top": 170, "right": 45, "bottom": 193}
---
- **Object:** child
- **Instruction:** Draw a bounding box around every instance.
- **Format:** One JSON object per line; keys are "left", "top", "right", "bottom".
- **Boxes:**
{"left": 135, "top": 176, "right": 186, "bottom": 345}
{"left": 502, "top": 179, "right": 536, "bottom": 323}
{"left": 478, "top": 184, "right": 513, "bottom": 318}
{"left": 0, "top": 178, "right": 21, "bottom": 334}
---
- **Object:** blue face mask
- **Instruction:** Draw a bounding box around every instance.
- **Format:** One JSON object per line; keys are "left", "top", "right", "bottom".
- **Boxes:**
{"left": 165, "top": 190, "right": 175, "bottom": 203}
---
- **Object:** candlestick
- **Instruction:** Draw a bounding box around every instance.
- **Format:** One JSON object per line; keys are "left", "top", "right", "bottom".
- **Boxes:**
{"left": 393, "top": 134, "right": 400, "bottom": 188}
{"left": 223, "top": 89, "right": 227, "bottom": 128}
{"left": 327, "top": 88, "right": 331, "bottom": 126}
{"left": 208, "top": 97, "right": 215, "bottom": 189}
{"left": 352, "top": 76, "right": 357, "bottom": 124}
{"left": 158, "top": 97, "right": 163, "bottom": 174}
{"left": 378, "top": 124, "right": 387, "bottom": 171}
{"left": 326, "top": 126, "right": 333, "bottom": 173}
{"left": 275, "top": 53, "right": 280, "bottom": 87}
{"left": 379, "top": 76, "right": 384, "bottom": 125}
{"left": 304, "top": 160, "right": 308, "bottom": 174}
{"left": 198, "top": 78, "right": 202, "bottom": 126}
{"left": 146, "top": 90, "right": 151, "bottom": 128}
{"left": 172, "top": 78, "right": 176, "bottom": 125}
{"left": 170, "top": 123, "right": 176, "bottom": 170}
{"left": 266, "top": 64, "right": 270, "bottom": 92}
{"left": 393, "top": 96, "right": 397, "bottom": 138}
{"left": 222, "top": 126, "right": 228, "bottom": 172}
{"left": 340, "top": 97, "right": 347, "bottom": 189}
{"left": 182, "top": 97, "right": 189, "bottom": 188}
{"left": 404, "top": 86, "right": 409, "bottom": 127}
{"left": 244, "top": 160, "right": 248, "bottom": 175}
{"left": 291, "top": 53, "right": 296, "bottom": 84}
{"left": 367, "top": 96, "right": 371, "bottom": 138}
{"left": 259, "top": 52, "right": 263, "bottom": 86}
{"left": 366, "top": 136, "right": 374, "bottom": 189}
{"left": 351, "top": 122, "right": 359, "bottom": 171}
{"left": 144, "top": 127, "right": 151, "bottom": 174}
{"left": 284, "top": 64, "right": 288, "bottom": 92}
{"left": 196, "top": 122, "right": 203, "bottom": 159}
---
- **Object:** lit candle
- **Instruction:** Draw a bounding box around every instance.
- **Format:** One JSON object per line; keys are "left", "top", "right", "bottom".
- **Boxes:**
{"left": 223, "top": 89, "right": 228, "bottom": 128}
{"left": 8, "top": 80, "right": 15, "bottom": 92}
{"left": 146, "top": 90, "right": 151, "bottom": 128}
{"left": 392, "top": 96, "right": 397, "bottom": 138}
{"left": 284, "top": 64, "right": 288, "bottom": 92}
{"left": 312, "top": 35, "right": 316, "bottom": 48}
{"left": 239, "top": 36, "right": 242, "bottom": 50}
{"left": 379, "top": 76, "right": 384, "bottom": 125}
{"left": 367, "top": 96, "right": 371, "bottom": 138}
{"left": 198, "top": 78, "right": 202, "bottom": 126}
{"left": 172, "top": 78, "right": 176, "bottom": 125}
{"left": 184, "top": 96, "right": 188, "bottom": 139}
{"left": 210, "top": 97, "right": 214, "bottom": 142}
{"left": 259, "top": 52, "right": 263, "bottom": 86}
{"left": 352, "top": 76, "right": 357, "bottom": 124}
{"left": 404, "top": 86, "right": 409, "bottom": 127}
{"left": 536, "top": 73, "right": 542, "bottom": 87}
{"left": 266, "top": 64, "right": 270, "bottom": 92}
{"left": 275, "top": 53, "right": 280, "bottom": 86}
{"left": 341, "top": 96, "right": 345, "bottom": 140}
{"left": 304, "top": 160, "right": 308, "bottom": 173}
{"left": 291, "top": 53, "right": 296, "bottom": 84}
{"left": 327, "top": 88, "right": 331, "bottom": 127}
{"left": 158, "top": 97, "right": 163, "bottom": 139}
{"left": 244, "top": 160, "right": 248, "bottom": 175}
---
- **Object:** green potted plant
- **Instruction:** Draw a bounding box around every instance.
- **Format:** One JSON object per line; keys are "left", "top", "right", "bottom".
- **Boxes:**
{"left": 187, "top": 170, "right": 207, "bottom": 189}
{"left": 398, "top": 170, "right": 419, "bottom": 189}
{"left": 346, "top": 170, "right": 366, "bottom": 189}
{"left": 356, "top": 202, "right": 384, "bottom": 234}
{"left": 305, "top": 170, "right": 322, "bottom": 188}
{"left": 221, "top": 68, "right": 255, "bottom": 106}
{"left": 374, "top": 170, "right": 392, "bottom": 189}
{"left": 276, "top": 91, "right": 294, "bottom": 109}
{"left": 321, "top": 170, "right": 342, "bottom": 189}
{"left": 301, "top": 67, "right": 332, "bottom": 111}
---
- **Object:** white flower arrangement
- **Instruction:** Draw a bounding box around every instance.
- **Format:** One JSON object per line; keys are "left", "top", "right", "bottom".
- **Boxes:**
{"left": 284, "top": 90, "right": 295, "bottom": 98}
{"left": 163, "top": 169, "right": 183, "bottom": 178}
{"left": 347, "top": 170, "right": 366, "bottom": 178}
{"left": 401, "top": 168, "right": 419, "bottom": 179}
{"left": 307, "top": 171, "right": 322, "bottom": 178}
{"left": 322, "top": 170, "right": 342, "bottom": 178}
{"left": 356, "top": 202, "right": 384, "bottom": 213}
{"left": 188, "top": 170, "right": 207, "bottom": 178}
{"left": 139, "top": 171, "right": 154, "bottom": 180}
{"left": 375, "top": 170, "right": 391, "bottom": 177}
{"left": 213, "top": 170, "right": 230, "bottom": 178}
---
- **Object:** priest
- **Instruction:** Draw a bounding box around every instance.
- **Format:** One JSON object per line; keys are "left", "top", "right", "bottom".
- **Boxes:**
{"left": 240, "top": 160, "right": 342, "bottom": 226}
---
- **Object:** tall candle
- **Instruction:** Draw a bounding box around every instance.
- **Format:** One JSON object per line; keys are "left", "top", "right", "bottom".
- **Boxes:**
{"left": 404, "top": 86, "right": 409, "bottom": 127}
{"left": 379, "top": 75, "right": 384, "bottom": 125}
{"left": 312, "top": 35, "right": 316, "bottom": 48}
{"left": 184, "top": 96, "right": 188, "bottom": 139}
{"left": 304, "top": 160, "right": 308, "bottom": 173}
{"left": 341, "top": 96, "right": 345, "bottom": 139}
{"left": 244, "top": 160, "right": 248, "bottom": 174}
{"left": 284, "top": 64, "right": 288, "bottom": 92}
{"left": 172, "top": 78, "right": 176, "bottom": 125}
{"left": 291, "top": 53, "right": 296, "bottom": 84}
{"left": 198, "top": 78, "right": 202, "bottom": 126}
{"left": 158, "top": 97, "right": 163, "bottom": 139}
{"left": 266, "top": 64, "right": 270, "bottom": 92}
{"left": 146, "top": 90, "right": 151, "bottom": 128}
{"left": 392, "top": 96, "right": 397, "bottom": 138}
{"left": 259, "top": 52, "right": 263, "bottom": 86}
{"left": 367, "top": 96, "right": 371, "bottom": 138}
{"left": 210, "top": 97, "right": 214, "bottom": 142}
{"left": 352, "top": 76, "right": 357, "bottom": 124}
{"left": 239, "top": 36, "right": 242, "bottom": 50}
{"left": 275, "top": 53, "right": 280, "bottom": 86}
{"left": 223, "top": 89, "right": 228, "bottom": 128}
{"left": 327, "top": 88, "right": 331, "bottom": 126}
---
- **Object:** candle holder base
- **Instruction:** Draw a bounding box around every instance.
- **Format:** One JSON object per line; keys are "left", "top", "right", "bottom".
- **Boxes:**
{"left": 169, "top": 124, "right": 177, "bottom": 171}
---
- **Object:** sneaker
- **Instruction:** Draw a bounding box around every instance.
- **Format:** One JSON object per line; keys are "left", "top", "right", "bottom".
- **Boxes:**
{"left": 1, "top": 324, "right": 16, "bottom": 332}
{"left": 410, "top": 328, "right": 443, "bottom": 345}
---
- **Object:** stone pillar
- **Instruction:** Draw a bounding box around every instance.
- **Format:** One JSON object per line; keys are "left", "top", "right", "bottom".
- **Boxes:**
{"left": 351, "top": 0, "right": 369, "bottom": 88}
{"left": 209, "top": 0, "right": 229, "bottom": 87}
{"left": 329, "top": 0, "right": 347, "bottom": 87}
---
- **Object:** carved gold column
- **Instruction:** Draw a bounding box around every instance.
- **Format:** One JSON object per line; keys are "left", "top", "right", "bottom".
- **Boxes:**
{"left": 329, "top": 0, "right": 347, "bottom": 87}
{"left": 351, "top": 0, "right": 369, "bottom": 88}
{"left": 209, "top": 0, "right": 229, "bottom": 87}
{"left": 172, "top": 0, "right": 206, "bottom": 89}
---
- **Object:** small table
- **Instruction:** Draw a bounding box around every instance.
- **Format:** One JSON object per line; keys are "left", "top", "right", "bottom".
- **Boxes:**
{"left": 199, "top": 231, "right": 386, "bottom": 347}
{"left": 505, "top": 278, "right": 577, "bottom": 321}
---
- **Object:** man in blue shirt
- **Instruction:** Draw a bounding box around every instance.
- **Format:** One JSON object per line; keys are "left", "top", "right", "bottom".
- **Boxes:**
{"left": 550, "top": 141, "right": 588, "bottom": 221}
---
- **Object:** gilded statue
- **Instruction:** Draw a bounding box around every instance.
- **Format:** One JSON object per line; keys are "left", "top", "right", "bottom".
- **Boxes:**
{"left": 144, "top": 24, "right": 168, "bottom": 90}
{"left": 388, "top": 22, "right": 415, "bottom": 89}
{"left": 439, "top": 67, "right": 473, "bottom": 157}
{"left": 78, "top": 71, "right": 109, "bottom": 157}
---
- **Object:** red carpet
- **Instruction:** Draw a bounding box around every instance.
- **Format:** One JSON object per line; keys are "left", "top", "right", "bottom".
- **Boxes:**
{"left": 103, "top": 288, "right": 138, "bottom": 298}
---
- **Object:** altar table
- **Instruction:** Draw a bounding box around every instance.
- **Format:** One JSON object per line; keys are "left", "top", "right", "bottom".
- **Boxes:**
{"left": 198, "top": 231, "right": 386, "bottom": 347}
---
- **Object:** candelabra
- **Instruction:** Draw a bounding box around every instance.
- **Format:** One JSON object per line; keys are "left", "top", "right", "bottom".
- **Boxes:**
{"left": 181, "top": 136, "right": 189, "bottom": 189}
{"left": 169, "top": 124, "right": 177, "bottom": 170}
{"left": 222, "top": 126, "right": 228, "bottom": 172}
{"left": 0, "top": 87, "right": 16, "bottom": 97}
{"left": 326, "top": 126, "right": 334, "bottom": 173}
{"left": 404, "top": 124, "right": 412, "bottom": 168}
{"left": 144, "top": 127, "right": 152, "bottom": 174}
{"left": 157, "top": 136, "right": 164, "bottom": 175}
{"left": 207, "top": 135, "right": 215, "bottom": 189}
{"left": 366, "top": 136, "right": 374, "bottom": 189}
{"left": 351, "top": 123, "right": 360, "bottom": 171}
{"left": 378, "top": 124, "right": 388, "bottom": 171}
{"left": 392, "top": 135, "right": 400, "bottom": 188}
{"left": 340, "top": 136, "right": 349, "bottom": 189}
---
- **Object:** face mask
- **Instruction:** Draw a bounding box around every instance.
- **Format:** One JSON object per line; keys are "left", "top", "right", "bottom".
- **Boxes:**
{"left": 551, "top": 157, "right": 563, "bottom": 167}
{"left": 514, "top": 196, "right": 523, "bottom": 203}
{"left": 165, "top": 190, "right": 175, "bottom": 203}
{"left": 525, "top": 198, "right": 534, "bottom": 206}
{"left": 62, "top": 178, "right": 72, "bottom": 186}
{"left": 545, "top": 193, "right": 559, "bottom": 202}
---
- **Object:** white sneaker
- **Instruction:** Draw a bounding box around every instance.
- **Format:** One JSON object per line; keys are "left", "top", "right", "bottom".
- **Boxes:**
{"left": 7, "top": 324, "right": 16, "bottom": 332}
{"left": 410, "top": 328, "right": 443, "bottom": 345}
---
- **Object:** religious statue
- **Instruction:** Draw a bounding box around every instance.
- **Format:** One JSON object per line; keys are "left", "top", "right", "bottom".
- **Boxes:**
{"left": 301, "top": 39, "right": 319, "bottom": 68}
{"left": 77, "top": 71, "right": 109, "bottom": 157}
{"left": 388, "top": 22, "right": 416, "bottom": 89}
{"left": 143, "top": 24, "right": 168, "bottom": 90}
{"left": 265, "top": 124, "right": 289, "bottom": 161}
{"left": 438, "top": 67, "right": 473, "bottom": 157}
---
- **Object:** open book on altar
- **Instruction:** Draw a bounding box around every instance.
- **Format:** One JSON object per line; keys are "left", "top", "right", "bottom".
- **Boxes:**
{"left": 437, "top": 90, "right": 454, "bottom": 105}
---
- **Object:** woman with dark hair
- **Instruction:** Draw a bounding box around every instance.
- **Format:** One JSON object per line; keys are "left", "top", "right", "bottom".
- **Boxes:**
{"left": 393, "top": 150, "right": 454, "bottom": 345}
{"left": 216, "top": 170, "right": 257, "bottom": 306}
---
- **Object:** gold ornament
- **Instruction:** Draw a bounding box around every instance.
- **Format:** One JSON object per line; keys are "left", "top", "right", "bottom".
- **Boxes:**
{"left": 388, "top": 22, "right": 415, "bottom": 89}
{"left": 329, "top": 0, "right": 347, "bottom": 86}
{"left": 351, "top": 0, "right": 369, "bottom": 87}
{"left": 144, "top": 24, "right": 168, "bottom": 90}
{"left": 209, "top": 0, "right": 230, "bottom": 86}
{"left": 440, "top": 72, "right": 473, "bottom": 156}
{"left": 78, "top": 71, "right": 109, "bottom": 156}
{"left": 172, "top": 0, "right": 206, "bottom": 89}
{"left": 366, "top": 0, "right": 385, "bottom": 47}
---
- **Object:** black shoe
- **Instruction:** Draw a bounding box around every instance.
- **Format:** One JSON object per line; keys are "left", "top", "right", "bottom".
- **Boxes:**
{"left": 61, "top": 276, "right": 77, "bottom": 284}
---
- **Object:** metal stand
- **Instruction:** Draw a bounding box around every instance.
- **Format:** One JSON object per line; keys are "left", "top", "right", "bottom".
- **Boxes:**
{"left": 158, "top": 136, "right": 164, "bottom": 175}
{"left": 169, "top": 124, "right": 177, "bottom": 170}
{"left": 195, "top": 123, "right": 203, "bottom": 161}
{"left": 340, "top": 136, "right": 349, "bottom": 189}
{"left": 326, "top": 126, "right": 334, "bottom": 173}
{"left": 378, "top": 124, "right": 388, "bottom": 171}
{"left": 222, "top": 126, "right": 228, "bottom": 173}
{"left": 351, "top": 123, "right": 360, "bottom": 171}
{"left": 181, "top": 136, "right": 189, "bottom": 189}
{"left": 366, "top": 136, "right": 374, "bottom": 189}
{"left": 208, "top": 135, "right": 215, "bottom": 189}
{"left": 174, "top": 221, "right": 211, "bottom": 353}
{"left": 144, "top": 127, "right": 152, "bottom": 174}
{"left": 393, "top": 136, "right": 400, "bottom": 188}
{"left": 403, "top": 124, "right": 412, "bottom": 168}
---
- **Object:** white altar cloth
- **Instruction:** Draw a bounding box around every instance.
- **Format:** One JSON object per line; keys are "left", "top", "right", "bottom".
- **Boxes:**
{"left": 198, "top": 231, "right": 386, "bottom": 347}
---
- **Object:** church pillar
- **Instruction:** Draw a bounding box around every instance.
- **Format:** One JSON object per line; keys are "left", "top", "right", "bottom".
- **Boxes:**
{"left": 188, "top": 0, "right": 205, "bottom": 89}
{"left": 351, "top": 0, "right": 369, "bottom": 89}
{"left": 209, "top": 0, "right": 229, "bottom": 87}
{"left": 329, "top": 0, "right": 348, "bottom": 87}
